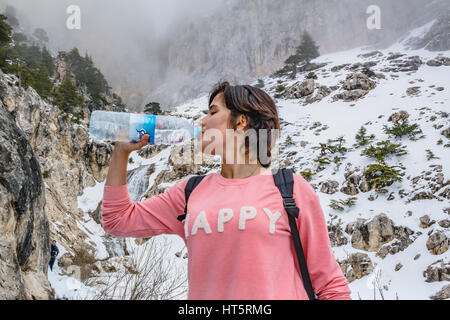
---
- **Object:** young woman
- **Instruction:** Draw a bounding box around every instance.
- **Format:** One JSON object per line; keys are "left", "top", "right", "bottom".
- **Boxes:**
{"left": 101, "top": 81, "right": 351, "bottom": 300}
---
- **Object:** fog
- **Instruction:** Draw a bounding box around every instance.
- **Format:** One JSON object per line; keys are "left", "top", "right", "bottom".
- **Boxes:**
{"left": 0, "top": 0, "right": 226, "bottom": 109}
{"left": 0, "top": 0, "right": 446, "bottom": 111}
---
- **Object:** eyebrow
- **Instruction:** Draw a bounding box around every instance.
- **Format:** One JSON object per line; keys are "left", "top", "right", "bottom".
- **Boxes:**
{"left": 209, "top": 104, "right": 219, "bottom": 110}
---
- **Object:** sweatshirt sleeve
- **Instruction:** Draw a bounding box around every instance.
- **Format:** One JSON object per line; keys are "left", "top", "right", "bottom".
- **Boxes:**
{"left": 293, "top": 174, "right": 352, "bottom": 300}
{"left": 101, "top": 178, "right": 189, "bottom": 239}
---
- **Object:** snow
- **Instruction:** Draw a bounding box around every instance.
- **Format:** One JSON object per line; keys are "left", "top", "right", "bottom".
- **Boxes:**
{"left": 48, "top": 28, "right": 450, "bottom": 300}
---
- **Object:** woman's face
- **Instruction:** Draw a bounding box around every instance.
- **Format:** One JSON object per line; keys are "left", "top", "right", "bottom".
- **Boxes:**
{"left": 198, "top": 93, "right": 246, "bottom": 159}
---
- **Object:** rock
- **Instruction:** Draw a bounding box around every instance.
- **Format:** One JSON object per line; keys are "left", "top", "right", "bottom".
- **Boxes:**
{"left": 347, "top": 213, "right": 416, "bottom": 256}
{"left": 411, "top": 191, "right": 436, "bottom": 201}
{"left": 298, "top": 62, "right": 328, "bottom": 73}
{"left": 0, "top": 105, "right": 53, "bottom": 299}
{"left": 328, "top": 221, "right": 348, "bottom": 247}
{"left": 334, "top": 89, "right": 369, "bottom": 102}
{"left": 387, "top": 53, "right": 405, "bottom": 60}
{"left": 423, "top": 259, "right": 450, "bottom": 282}
{"left": 138, "top": 144, "right": 169, "bottom": 159}
{"left": 343, "top": 73, "right": 375, "bottom": 91}
{"left": 83, "top": 141, "right": 113, "bottom": 182}
{"left": 57, "top": 253, "right": 74, "bottom": 272}
{"left": 340, "top": 183, "right": 359, "bottom": 196}
{"left": 414, "top": 254, "right": 421, "bottom": 260}
{"left": 426, "top": 231, "right": 449, "bottom": 255}
{"left": 431, "top": 284, "right": 450, "bottom": 300}
{"left": 285, "top": 80, "right": 315, "bottom": 99}
{"left": 405, "top": 9, "right": 450, "bottom": 51}
{"left": 338, "top": 252, "right": 373, "bottom": 282}
{"left": 441, "top": 127, "right": 450, "bottom": 139}
{"left": 427, "top": 57, "right": 450, "bottom": 67}
{"left": 305, "top": 85, "right": 331, "bottom": 104}
{"left": 331, "top": 64, "right": 350, "bottom": 72}
{"left": 383, "top": 56, "right": 423, "bottom": 72}
{"left": 438, "top": 219, "right": 450, "bottom": 228}
{"left": 359, "top": 176, "right": 370, "bottom": 193}
{"left": 419, "top": 215, "right": 436, "bottom": 228}
{"left": 320, "top": 180, "right": 339, "bottom": 194}
{"left": 358, "top": 51, "right": 383, "bottom": 58}
{"left": 350, "top": 214, "right": 394, "bottom": 252}
{"left": 395, "top": 263, "right": 403, "bottom": 271}
{"left": 406, "top": 86, "right": 421, "bottom": 96}
{"left": 376, "top": 225, "right": 416, "bottom": 258}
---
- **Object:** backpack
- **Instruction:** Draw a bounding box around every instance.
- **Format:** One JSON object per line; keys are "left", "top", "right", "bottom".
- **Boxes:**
{"left": 176, "top": 168, "right": 318, "bottom": 300}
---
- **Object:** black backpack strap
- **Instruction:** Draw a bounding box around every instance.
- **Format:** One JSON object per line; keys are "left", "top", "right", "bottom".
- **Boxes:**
{"left": 272, "top": 168, "right": 318, "bottom": 300}
{"left": 177, "top": 175, "right": 206, "bottom": 222}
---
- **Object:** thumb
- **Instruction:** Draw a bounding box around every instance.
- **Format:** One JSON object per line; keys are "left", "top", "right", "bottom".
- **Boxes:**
{"left": 133, "top": 134, "right": 150, "bottom": 150}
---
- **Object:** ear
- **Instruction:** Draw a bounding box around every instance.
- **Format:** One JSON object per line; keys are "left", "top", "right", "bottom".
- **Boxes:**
{"left": 236, "top": 114, "right": 248, "bottom": 131}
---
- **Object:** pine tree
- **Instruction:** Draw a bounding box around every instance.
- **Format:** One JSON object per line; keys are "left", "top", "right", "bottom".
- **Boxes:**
{"left": 0, "top": 14, "right": 12, "bottom": 45}
{"left": 41, "top": 46, "right": 54, "bottom": 75}
{"left": 144, "top": 101, "right": 162, "bottom": 115}
{"left": 33, "top": 28, "right": 49, "bottom": 43}
{"left": 298, "top": 31, "right": 320, "bottom": 64}
{"left": 52, "top": 77, "right": 83, "bottom": 113}
{"left": 32, "top": 62, "right": 53, "bottom": 98}
{"left": 282, "top": 31, "right": 320, "bottom": 79}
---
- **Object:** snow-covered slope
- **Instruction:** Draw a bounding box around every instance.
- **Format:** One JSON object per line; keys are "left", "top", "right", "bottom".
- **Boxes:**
{"left": 49, "top": 22, "right": 449, "bottom": 300}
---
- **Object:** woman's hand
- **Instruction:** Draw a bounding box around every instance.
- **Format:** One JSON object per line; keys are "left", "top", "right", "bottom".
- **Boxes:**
{"left": 114, "top": 134, "right": 151, "bottom": 155}
{"left": 105, "top": 134, "right": 151, "bottom": 186}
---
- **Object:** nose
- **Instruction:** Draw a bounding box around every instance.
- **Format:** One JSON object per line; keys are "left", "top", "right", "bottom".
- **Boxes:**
{"left": 200, "top": 115, "right": 207, "bottom": 128}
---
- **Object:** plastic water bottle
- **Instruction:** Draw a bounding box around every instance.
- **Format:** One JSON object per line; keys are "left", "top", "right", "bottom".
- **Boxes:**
{"left": 89, "top": 111, "right": 201, "bottom": 145}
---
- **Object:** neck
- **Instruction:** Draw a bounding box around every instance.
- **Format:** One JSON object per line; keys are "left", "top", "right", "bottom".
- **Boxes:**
{"left": 220, "top": 164, "right": 265, "bottom": 179}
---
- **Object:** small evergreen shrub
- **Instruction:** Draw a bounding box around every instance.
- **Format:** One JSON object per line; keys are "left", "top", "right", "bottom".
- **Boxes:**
{"left": 361, "top": 140, "right": 407, "bottom": 163}
{"left": 353, "top": 126, "right": 375, "bottom": 148}
{"left": 361, "top": 67, "right": 376, "bottom": 78}
{"left": 285, "top": 136, "right": 295, "bottom": 146}
{"left": 383, "top": 118, "right": 423, "bottom": 140}
{"left": 305, "top": 72, "right": 317, "bottom": 79}
{"left": 300, "top": 169, "right": 316, "bottom": 181}
{"left": 363, "top": 163, "right": 403, "bottom": 192}
{"left": 425, "top": 149, "right": 439, "bottom": 161}
{"left": 329, "top": 197, "right": 357, "bottom": 211}
{"left": 255, "top": 79, "right": 265, "bottom": 89}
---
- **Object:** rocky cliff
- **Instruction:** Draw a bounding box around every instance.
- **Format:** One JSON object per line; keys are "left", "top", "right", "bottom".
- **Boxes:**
{"left": 0, "top": 63, "right": 116, "bottom": 298}
{"left": 0, "top": 96, "right": 52, "bottom": 299}
{"left": 146, "top": 0, "right": 449, "bottom": 108}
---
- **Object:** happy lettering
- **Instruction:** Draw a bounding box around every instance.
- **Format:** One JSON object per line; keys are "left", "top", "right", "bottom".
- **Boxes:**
{"left": 184, "top": 206, "right": 282, "bottom": 237}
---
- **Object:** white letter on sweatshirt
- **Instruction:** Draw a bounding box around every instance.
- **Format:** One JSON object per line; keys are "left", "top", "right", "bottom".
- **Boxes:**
{"left": 191, "top": 211, "right": 212, "bottom": 235}
{"left": 184, "top": 213, "right": 189, "bottom": 239}
{"left": 217, "top": 208, "right": 233, "bottom": 232}
{"left": 239, "top": 206, "right": 257, "bottom": 230}
{"left": 263, "top": 208, "right": 281, "bottom": 234}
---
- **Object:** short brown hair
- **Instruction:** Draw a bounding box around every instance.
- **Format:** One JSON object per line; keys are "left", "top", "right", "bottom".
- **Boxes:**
{"left": 209, "top": 81, "right": 280, "bottom": 168}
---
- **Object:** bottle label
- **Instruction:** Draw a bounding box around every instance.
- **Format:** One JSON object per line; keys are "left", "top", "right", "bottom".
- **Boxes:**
{"left": 129, "top": 114, "right": 156, "bottom": 144}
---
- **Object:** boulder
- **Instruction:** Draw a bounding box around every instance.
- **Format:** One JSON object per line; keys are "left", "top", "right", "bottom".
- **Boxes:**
{"left": 426, "top": 231, "right": 449, "bottom": 255}
{"left": 343, "top": 73, "right": 375, "bottom": 91}
{"left": 285, "top": 80, "right": 315, "bottom": 99}
{"left": 320, "top": 180, "right": 339, "bottom": 194}
{"left": 337, "top": 252, "right": 374, "bottom": 282}
{"left": 423, "top": 259, "right": 450, "bottom": 282}
{"left": 388, "top": 111, "right": 409, "bottom": 123}
{"left": 349, "top": 214, "right": 395, "bottom": 252}
{"left": 431, "top": 284, "right": 450, "bottom": 300}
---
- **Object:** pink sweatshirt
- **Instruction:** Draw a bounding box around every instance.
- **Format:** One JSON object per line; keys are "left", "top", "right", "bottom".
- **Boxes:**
{"left": 101, "top": 169, "right": 351, "bottom": 300}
